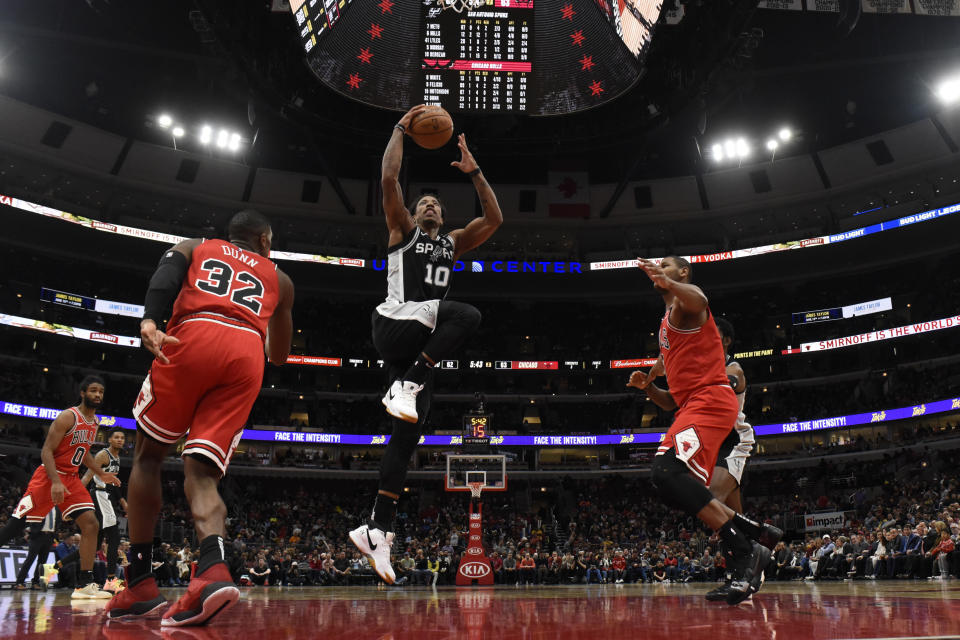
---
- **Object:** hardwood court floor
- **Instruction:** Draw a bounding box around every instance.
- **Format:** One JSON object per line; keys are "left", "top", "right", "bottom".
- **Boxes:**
{"left": 1, "top": 581, "right": 959, "bottom": 640}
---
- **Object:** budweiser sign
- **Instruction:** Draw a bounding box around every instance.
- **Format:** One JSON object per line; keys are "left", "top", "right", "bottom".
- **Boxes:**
{"left": 610, "top": 358, "right": 658, "bottom": 369}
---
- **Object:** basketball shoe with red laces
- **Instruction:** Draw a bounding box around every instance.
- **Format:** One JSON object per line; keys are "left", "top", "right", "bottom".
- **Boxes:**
{"left": 105, "top": 574, "right": 169, "bottom": 620}
{"left": 161, "top": 562, "right": 239, "bottom": 627}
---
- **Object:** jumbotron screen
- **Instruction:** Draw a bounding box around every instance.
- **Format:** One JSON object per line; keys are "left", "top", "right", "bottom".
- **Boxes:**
{"left": 292, "top": 0, "right": 647, "bottom": 115}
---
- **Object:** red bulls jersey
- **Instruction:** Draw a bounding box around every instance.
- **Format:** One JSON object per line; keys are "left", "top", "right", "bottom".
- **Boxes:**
{"left": 658, "top": 307, "right": 732, "bottom": 408}
{"left": 168, "top": 239, "right": 280, "bottom": 340}
{"left": 55, "top": 407, "right": 99, "bottom": 474}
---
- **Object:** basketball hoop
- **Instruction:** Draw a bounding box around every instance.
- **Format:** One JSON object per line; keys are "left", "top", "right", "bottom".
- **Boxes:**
{"left": 436, "top": 0, "right": 484, "bottom": 13}
{"left": 468, "top": 481, "right": 484, "bottom": 499}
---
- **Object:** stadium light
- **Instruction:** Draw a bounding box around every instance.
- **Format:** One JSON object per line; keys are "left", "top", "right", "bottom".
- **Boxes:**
{"left": 936, "top": 77, "right": 960, "bottom": 105}
{"left": 228, "top": 132, "right": 241, "bottom": 152}
{"left": 778, "top": 127, "right": 792, "bottom": 141}
{"left": 172, "top": 126, "right": 185, "bottom": 138}
{"left": 711, "top": 144, "right": 724, "bottom": 162}
{"left": 157, "top": 114, "right": 173, "bottom": 129}
{"left": 216, "top": 129, "right": 229, "bottom": 149}
{"left": 736, "top": 138, "right": 750, "bottom": 158}
{"left": 724, "top": 139, "right": 737, "bottom": 158}
{"left": 199, "top": 125, "right": 213, "bottom": 145}
{"left": 766, "top": 139, "right": 779, "bottom": 151}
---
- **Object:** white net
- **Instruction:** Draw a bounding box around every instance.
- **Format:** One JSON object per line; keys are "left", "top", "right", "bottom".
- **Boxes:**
{"left": 468, "top": 482, "right": 485, "bottom": 499}
{"left": 436, "top": 0, "right": 485, "bottom": 13}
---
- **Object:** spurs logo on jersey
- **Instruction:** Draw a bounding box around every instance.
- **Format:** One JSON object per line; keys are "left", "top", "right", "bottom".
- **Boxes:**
{"left": 94, "top": 449, "right": 121, "bottom": 491}
{"left": 384, "top": 227, "right": 456, "bottom": 304}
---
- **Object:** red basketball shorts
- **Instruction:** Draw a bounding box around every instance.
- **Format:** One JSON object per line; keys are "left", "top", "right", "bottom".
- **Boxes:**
{"left": 13, "top": 466, "right": 93, "bottom": 522}
{"left": 656, "top": 384, "right": 738, "bottom": 486}
{"left": 133, "top": 318, "right": 265, "bottom": 475}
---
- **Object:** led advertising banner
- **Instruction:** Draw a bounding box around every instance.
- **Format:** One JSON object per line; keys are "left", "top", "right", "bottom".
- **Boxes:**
{"left": 791, "top": 297, "right": 892, "bottom": 325}
{"left": 4, "top": 397, "right": 958, "bottom": 446}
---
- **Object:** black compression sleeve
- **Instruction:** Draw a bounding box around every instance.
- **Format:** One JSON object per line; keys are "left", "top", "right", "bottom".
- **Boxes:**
{"left": 143, "top": 249, "right": 189, "bottom": 324}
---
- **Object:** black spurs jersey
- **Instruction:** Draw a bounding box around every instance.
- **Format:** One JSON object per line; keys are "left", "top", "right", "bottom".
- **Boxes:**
{"left": 383, "top": 227, "right": 456, "bottom": 304}
{"left": 93, "top": 448, "right": 121, "bottom": 504}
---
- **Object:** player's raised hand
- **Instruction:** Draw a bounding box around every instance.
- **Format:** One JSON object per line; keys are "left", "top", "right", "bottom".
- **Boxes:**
{"left": 140, "top": 319, "right": 180, "bottom": 365}
{"left": 626, "top": 368, "right": 659, "bottom": 390}
{"left": 639, "top": 258, "right": 671, "bottom": 289}
{"left": 98, "top": 472, "right": 121, "bottom": 487}
{"left": 397, "top": 104, "right": 429, "bottom": 131}
{"left": 51, "top": 480, "right": 70, "bottom": 505}
{"left": 450, "top": 134, "right": 479, "bottom": 174}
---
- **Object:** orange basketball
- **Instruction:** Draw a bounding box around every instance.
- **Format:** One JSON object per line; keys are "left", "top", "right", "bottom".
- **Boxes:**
{"left": 409, "top": 106, "right": 454, "bottom": 150}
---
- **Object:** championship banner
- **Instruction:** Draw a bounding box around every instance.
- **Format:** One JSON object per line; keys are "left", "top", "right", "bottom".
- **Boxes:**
{"left": 783, "top": 314, "right": 960, "bottom": 354}
{"left": 860, "top": 0, "right": 910, "bottom": 12}
{"left": 0, "top": 548, "right": 57, "bottom": 584}
{"left": 758, "top": 0, "right": 803, "bottom": 9}
{"left": 913, "top": 0, "right": 960, "bottom": 15}
{"left": 0, "top": 194, "right": 365, "bottom": 268}
{"left": 805, "top": 0, "right": 839, "bottom": 11}
{"left": 803, "top": 512, "right": 845, "bottom": 532}
{"left": 0, "top": 313, "right": 141, "bottom": 347}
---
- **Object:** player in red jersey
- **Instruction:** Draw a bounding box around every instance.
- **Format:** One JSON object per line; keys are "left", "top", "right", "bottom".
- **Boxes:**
{"left": 106, "top": 210, "right": 294, "bottom": 626}
{"left": 0, "top": 375, "right": 120, "bottom": 599}
{"left": 626, "top": 256, "right": 772, "bottom": 605}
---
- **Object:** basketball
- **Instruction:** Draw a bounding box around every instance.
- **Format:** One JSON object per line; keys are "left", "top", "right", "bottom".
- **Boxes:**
{"left": 408, "top": 106, "right": 454, "bottom": 149}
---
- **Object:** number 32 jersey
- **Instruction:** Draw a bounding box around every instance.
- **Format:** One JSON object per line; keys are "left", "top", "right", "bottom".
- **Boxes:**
{"left": 382, "top": 227, "right": 456, "bottom": 305}
{"left": 168, "top": 239, "right": 280, "bottom": 340}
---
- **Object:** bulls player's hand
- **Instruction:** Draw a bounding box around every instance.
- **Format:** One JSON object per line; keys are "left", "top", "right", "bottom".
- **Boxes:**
{"left": 639, "top": 258, "right": 671, "bottom": 289}
{"left": 140, "top": 319, "right": 181, "bottom": 364}
{"left": 99, "top": 471, "right": 121, "bottom": 487}
{"left": 451, "top": 134, "right": 479, "bottom": 174}
{"left": 51, "top": 480, "right": 70, "bottom": 505}
{"left": 397, "top": 104, "right": 428, "bottom": 131}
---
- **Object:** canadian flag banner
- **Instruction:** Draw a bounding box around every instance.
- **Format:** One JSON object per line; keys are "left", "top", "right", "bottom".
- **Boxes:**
{"left": 547, "top": 172, "right": 591, "bottom": 219}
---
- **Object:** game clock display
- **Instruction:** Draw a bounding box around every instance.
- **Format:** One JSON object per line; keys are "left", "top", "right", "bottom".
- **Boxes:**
{"left": 422, "top": 1, "right": 534, "bottom": 112}
{"left": 463, "top": 414, "right": 491, "bottom": 438}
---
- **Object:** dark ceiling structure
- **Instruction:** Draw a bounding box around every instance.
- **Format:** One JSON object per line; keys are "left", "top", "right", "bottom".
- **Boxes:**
{"left": 0, "top": 0, "right": 957, "bottom": 189}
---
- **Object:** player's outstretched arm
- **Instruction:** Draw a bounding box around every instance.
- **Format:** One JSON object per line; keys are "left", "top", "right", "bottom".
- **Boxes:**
{"left": 41, "top": 411, "right": 75, "bottom": 504}
{"left": 141, "top": 238, "right": 203, "bottom": 363}
{"left": 80, "top": 448, "right": 110, "bottom": 487}
{"left": 82, "top": 450, "right": 120, "bottom": 486}
{"left": 382, "top": 106, "right": 427, "bottom": 244}
{"left": 638, "top": 258, "right": 708, "bottom": 315}
{"left": 726, "top": 361, "right": 746, "bottom": 393}
{"left": 449, "top": 134, "right": 503, "bottom": 259}
{"left": 266, "top": 269, "right": 295, "bottom": 366}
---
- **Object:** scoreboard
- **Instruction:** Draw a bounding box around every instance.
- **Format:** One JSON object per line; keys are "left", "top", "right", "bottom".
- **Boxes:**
{"left": 293, "top": 0, "right": 652, "bottom": 115}
{"left": 421, "top": 1, "right": 534, "bottom": 112}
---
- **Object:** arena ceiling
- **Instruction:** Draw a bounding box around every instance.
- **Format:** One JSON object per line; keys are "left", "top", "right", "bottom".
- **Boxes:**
{"left": 0, "top": 1, "right": 957, "bottom": 186}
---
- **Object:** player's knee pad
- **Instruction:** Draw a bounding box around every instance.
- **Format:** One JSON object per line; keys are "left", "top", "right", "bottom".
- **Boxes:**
{"left": 651, "top": 453, "right": 713, "bottom": 516}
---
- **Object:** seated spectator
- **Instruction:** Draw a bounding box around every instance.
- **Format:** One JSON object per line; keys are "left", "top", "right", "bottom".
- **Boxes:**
{"left": 611, "top": 550, "right": 626, "bottom": 584}
{"left": 927, "top": 521, "right": 955, "bottom": 580}
{"left": 502, "top": 552, "right": 518, "bottom": 585}
{"left": 250, "top": 557, "right": 271, "bottom": 586}
{"left": 519, "top": 552, "right": 536, "bottom": 584}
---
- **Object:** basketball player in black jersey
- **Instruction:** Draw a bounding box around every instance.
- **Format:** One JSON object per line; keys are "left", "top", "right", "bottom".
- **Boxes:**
{"left": 83, "top": 428, "right": 127, "bottom": 592}
{"left": 350, "top": 105, "right": 503, "bottom": 583}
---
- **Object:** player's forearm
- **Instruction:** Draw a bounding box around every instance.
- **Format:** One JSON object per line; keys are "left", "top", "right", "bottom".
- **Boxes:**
{"left": 81, "top": 470, "right": 94, "bottom": 487}
{"left": 664, "top": 280, "right": 708, "bottom": 312}
{"left": 381, "top": 128, "right": 405, "bottom": 181}
{"left": 82, "top": 452, "right": 107, "bottom": 479}
{"left": 41, "top": 447, "right": 60, "bottom": 483}
{"left": 472, "top": 172, "right": 503, "bottom": 228}
{"left": 645, "top": 384, "right": 677, "bottom": 411}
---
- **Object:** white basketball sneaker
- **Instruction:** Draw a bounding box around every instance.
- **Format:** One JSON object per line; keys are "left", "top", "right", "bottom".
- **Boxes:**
{"left": 381, "top": 380, "right": 423, "bottom": 423}
{"left": 72, "top": 582, "right": 113, "bottom": 599}
{"left": 349, "top": 524, "right": 396, "bottom": 584}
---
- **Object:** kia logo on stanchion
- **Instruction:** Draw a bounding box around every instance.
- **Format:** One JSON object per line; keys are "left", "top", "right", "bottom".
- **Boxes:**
{"left": 466, "top": 547, "right": 483, "bottom": 555}
{"left": 469, "top": 535, "right": 481, "bottom": 541}
{"left": 460, "top": 562, "right": 491, "bottom": 578}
